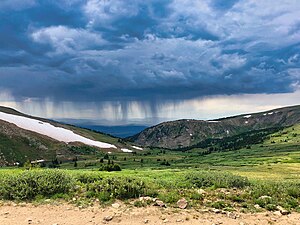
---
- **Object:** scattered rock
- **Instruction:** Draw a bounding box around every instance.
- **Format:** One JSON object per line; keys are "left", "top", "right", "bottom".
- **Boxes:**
{"left": 276, "top": 206, "right": 290, "bottom": 215}
{"left": 154, "top": 200, "right": 166, "bottom": 207}
{"left": 254, "top": 204, "right": 261, "bottom": 209}
{"left": 212, "top": 209, "right": 221, "bottom": 214}
{"left": 177, "top": 198, "right": 188, "bottom": 209}
{"left": 271, "top": 218, "right": 277, "bottom": 222}
{"left": 4, "top": 211, "right": 9, "bottom": 215}
{"left": 227, "top": 212, "right": 238, "bottom": 219}
{"left": 163, "top": 219, "right": 169, "bottom": 223}
{"left": 212, "top": 222, "right": 223, "bottom": 225}
{"left": 103, "top": 215, "right": 114, "bottom": 222}
{"left": 112, "top": 203, "right": 120, "bottom": 209}
{"left": 176, "top": 219, "right": 184, "bottom": 222}
{"left": 144, "top": 219, "right": 150, "bottom": 224}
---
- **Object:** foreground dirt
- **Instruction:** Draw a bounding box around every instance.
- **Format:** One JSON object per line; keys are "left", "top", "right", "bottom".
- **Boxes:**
{"left": 1, "top": 203, "right": 300, "bottom": 225}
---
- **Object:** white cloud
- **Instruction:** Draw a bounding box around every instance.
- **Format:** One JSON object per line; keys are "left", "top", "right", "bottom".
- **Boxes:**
{"left": 31, "top": 26, "right": 106, "bottom": 55}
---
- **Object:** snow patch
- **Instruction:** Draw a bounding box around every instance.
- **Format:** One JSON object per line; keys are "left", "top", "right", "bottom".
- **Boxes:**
{"left": 121, "top": 148, "right": 133, "bottom": 153}
{"left": 263, "top": 113, "right": 267, "bottom": 116}
{"left": 132, "top": 146, "right": 143, "bottom": 150}
{"left": 245, "top": 121, "right": 249, "bottom": 124}
{"left": 190, "top": 133, "right": 193, "bottom": 136}
{"left": 0, "top": 111, "right": 116, "bottom": 149}
{"left": 243, "top": 115, "right": 252, "bottom": 118}
{"left": 208, "top": 120, "right": 219, "bottom": 123}
{"left": 268, "top": 112, "right": 274, "bottom": 115}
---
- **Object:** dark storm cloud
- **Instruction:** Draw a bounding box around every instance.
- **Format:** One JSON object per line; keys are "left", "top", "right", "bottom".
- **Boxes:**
{"left": 0, "top": 0, "right": 300, "bottom": 103}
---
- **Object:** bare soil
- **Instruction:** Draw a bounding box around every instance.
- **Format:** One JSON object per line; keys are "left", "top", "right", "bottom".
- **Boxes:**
{"left": 1, "top": 202, "right": 300, "bottom": 225}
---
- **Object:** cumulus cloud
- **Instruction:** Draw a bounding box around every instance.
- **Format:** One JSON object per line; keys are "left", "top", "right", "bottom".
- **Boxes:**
{"left": 0, "top": 0, "right": 299, "bottom": 105}
{"left": 31, "top": 26, "right": 106, "bottom": 55}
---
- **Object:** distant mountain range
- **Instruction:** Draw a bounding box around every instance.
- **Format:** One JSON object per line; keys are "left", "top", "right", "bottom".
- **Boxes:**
{"left": 1, "top": 104, "right": 300, "bottom": 165}
{"left": 129, "top": 105, "right": 300, "bottom": 149}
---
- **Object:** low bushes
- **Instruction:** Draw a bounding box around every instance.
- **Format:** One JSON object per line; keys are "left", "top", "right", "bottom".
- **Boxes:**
{"left": 0, "top": 169, "right": 74, "bottom": 200}
{"left": 1, "top": 168, "right": 300, "bottom": 212}
{"left": 86, "top": 177, "right": 156, "bottom": 200}
{"left": 99, "top": 164, "right": 122, "bottom": 172}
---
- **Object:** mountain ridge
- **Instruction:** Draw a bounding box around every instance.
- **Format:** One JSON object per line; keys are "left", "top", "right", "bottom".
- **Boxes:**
{"left": 0, "top": 106, "right": 140, "bottom": 166}
{"left": 129, "top": 105, "right": 300, "bottom": 149}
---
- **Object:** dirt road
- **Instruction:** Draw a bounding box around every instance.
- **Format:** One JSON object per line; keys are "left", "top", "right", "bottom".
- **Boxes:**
{"left": 1, "top": 202, "right": 300, "bottom": 225}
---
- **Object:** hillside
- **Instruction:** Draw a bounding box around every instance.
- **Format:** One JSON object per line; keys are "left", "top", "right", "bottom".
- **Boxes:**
{"left": 129, "top": 105, "right": 300, "bottom": 149}
{"left": 0, "top": 106, "right": 141, "bottom": 166}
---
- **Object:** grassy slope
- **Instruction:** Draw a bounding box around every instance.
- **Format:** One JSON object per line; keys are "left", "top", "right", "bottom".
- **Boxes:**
{"left": 1, "top": 124, "right": 300, "bottom": 212}
{"left": 51, "top": 123, "right": 300, "bottom": 182}
{"left": 131, "top": 105, "right": 300, "bottom": 149}
{"left": 0, "top": 106, "right": 135, "bottom": 165}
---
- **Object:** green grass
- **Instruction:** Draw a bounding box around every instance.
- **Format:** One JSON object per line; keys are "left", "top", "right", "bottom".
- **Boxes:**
{"left": 1, "top": 123, "right": 300, "bottom": 212}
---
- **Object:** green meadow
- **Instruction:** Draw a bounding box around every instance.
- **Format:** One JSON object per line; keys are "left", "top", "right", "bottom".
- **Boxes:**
{"left": 1, "top": 124, "right": 300, "bottom": 212}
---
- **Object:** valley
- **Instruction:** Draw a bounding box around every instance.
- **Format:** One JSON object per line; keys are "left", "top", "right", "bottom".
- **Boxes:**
{"left": 1, "top": 105, "right": 300, "bottom": 224}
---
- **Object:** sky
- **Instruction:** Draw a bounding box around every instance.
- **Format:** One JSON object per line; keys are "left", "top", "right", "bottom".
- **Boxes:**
{"left": 0, "top": 0, "right": 300, "bottom": 125}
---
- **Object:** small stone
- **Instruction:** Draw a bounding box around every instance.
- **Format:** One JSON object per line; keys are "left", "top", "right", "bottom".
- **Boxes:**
{"left": 103, "top": 215, "right": 114, "bottom": 222}
{"left": 112, "top": 203, "right": 120, "bottom": 209}
{"left": 154, "top": 200, "right": 166, "bottom": 207}
{"left": 4, "top": 212, "right": 9, "bottom": 215}
{"left": 176, "top": 219, "right": 183, "bottom": 222}
{"left": 254, "top": 204, "right": 261, "bottom": 209}
{"left": 163, "top": 219, "right": 169, "bottom": 223}
{"left": 177, "top": 198, "right": 188, "bottom": 209}
{"left": 212, "top": 209, "right": 221, "bottom": 214}
{"left": 144, "top": 219, "right": 150, "bottom": 224}
{"left": 276, "top": 206, "right": 290, "bottom": 215}
{"left": 227, "top": 212, "right": 238, "bottom": 219}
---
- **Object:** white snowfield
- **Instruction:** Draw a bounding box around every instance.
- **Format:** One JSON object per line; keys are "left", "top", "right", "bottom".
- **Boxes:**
{"left": 0, "top": 112, "right": 116, "bottom": 149}
{"left": 132, "top": 146, "right": 143, "bottom": 150}
{"left": 121, "top": 148, "right": 133, "bottom": 153}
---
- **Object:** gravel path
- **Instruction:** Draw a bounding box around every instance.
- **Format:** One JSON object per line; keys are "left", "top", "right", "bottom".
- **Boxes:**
{"left": 1, "top": 203, "right": 300, "bottom": 225}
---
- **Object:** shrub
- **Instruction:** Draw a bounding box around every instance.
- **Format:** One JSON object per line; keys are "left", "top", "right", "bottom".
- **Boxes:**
{"left": 86, "top": 177, "right": 156, "bottom": 200}
{"left": 99, "top": 164, "right": 122, "bottom": 172}
{"left": 0, "top": 169, "right": 74, "bottom": 200}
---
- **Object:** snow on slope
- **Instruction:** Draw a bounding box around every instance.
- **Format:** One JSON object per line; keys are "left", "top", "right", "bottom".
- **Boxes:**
{"left": 121, "top": 148, "right": 133, "bottom": 153}
{"left": 0, "top": 112, "right": 116, "bottom": 149}
{"left": 132, "top": 146, "right": 143, "bottom": 150}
